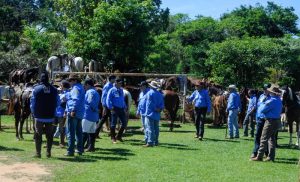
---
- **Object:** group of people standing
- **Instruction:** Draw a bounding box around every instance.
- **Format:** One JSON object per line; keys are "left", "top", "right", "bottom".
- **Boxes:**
{"left": 30, "top": 72, "right": 165, "bottom": 158}
{"left": 187, "top": 82, "right": 282, "bottom": 162}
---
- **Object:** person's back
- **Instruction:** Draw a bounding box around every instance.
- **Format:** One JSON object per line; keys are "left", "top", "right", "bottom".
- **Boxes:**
{"left": 66, "top": 82, "right": 85, "bottom": 119}
{"left": 32, "top": 84, "right": 58, "bottom": 119}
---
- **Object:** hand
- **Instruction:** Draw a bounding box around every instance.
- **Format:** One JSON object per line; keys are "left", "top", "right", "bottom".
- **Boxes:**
{"left": 70, "top": 112, "right": 76, "bottom": 117}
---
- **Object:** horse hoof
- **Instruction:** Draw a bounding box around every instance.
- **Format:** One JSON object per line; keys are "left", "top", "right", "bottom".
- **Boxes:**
{"left": 26, "top": 130, "right": 30, "bottom": 134}
{"left": 169, "top": 128, "right": 173, "bottom": 132}
{"left": 16, "top": 137, "right": 20, "bottom": 141}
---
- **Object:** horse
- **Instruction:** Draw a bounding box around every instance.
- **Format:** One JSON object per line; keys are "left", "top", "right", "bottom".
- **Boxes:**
{"left": 0, "top": 85, "right": 16, "bottom": 115}
{"left": 14, "top": 84, "right": 34, "bottom": 140}
{"left": 68, "top": 56, "right": 84, "bottom": 72}
{"left": 282, "top": 86, "right": 300, "bottom": 147}
{"left": 212, "top": 92, "right": 228, "bottom": 126}
{"left": 23, "top": 67, "right": 39, "bottom": 83}
{"left": 163, "top": 90, "right": 180, "bottom": 131}
{"left": 239, "top": 87, "right": 249, "bottom": 128}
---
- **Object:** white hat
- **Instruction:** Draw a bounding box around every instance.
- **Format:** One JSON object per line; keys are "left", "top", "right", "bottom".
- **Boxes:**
{"left": 149, "top": 81, "right": 161, "bottom": 89}
{"left": 228, "top": 84, "right": 237, "bottom": 90}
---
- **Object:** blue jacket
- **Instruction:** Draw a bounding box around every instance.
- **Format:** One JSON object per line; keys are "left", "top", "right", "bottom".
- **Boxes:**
{"left": 56, "top": 90, "right": 70, "bottom": 118}
{"left": 145, "top": 88, "right": 165, "bottom": 121}
{"left": 66, "top": 83, "right": 85, "bottom": 119}
{"left": 137, "top": 88, "right": 150, "bottom": 116}
{"left": 101, "top": 82, "right": 113, "bottom": 107}
{"left": 106, "top": 86, "right": 126, "bottom": 109}
{"left": 227, "top": 92, "right": 241, "bottom": 111}
{"left": 83, "top": 87, "right": 100, "bottom": 122}
{"left": 261, "top": 95, "right": 282, "bottom": 119}
{"left": 188, "top": 89, "right": 211, "bottom": 112}
{"left": 30, "top": 83, "right": 59, "bottom": 122}
{"left": 246, "top": 95, "right": 257, "bottom": 115}
{"left": 256, "top": 93, "right": 271, "bottom": 119}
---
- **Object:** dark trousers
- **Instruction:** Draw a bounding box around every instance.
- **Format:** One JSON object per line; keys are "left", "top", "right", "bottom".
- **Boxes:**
{"left": 95, "top": 107, "right": 111, "bottom": 137}
{"left": 57, "top": 117, "right": 66, "bottom": 145}
{"left": 252, "top": 119, "right": 265, "bottom": 155}
{"left": 34, "top": 121, "right": 54, "bottom": 155}
{"left": 194, "top": 107, "right": 207, "bottom": 138}
{"left": 110, "top": 107, "right": 127, "bottom": 139}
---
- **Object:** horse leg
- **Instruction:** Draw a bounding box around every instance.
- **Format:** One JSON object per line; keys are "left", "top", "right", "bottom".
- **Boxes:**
{"left": 19, "top": 117, "right": 26, "bottom": 140}
{"left": 169, "top": 111, "right": 174, "bottom": 132}
{"left": 26, "top": 118, "right": 30, "bottom": 134}
{"left": 296, "top": 121, "right": 300, "bottom": 147}
{"left": 288, "top": 121, "right": 293, "bottom": 146}
{"left": 15, "top": 116, "right": 20, "bottom": 140}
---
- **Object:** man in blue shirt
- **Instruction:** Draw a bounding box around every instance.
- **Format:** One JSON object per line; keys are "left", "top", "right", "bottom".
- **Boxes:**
{"left": 54, "top": 80, "right": 70, "bottom": 148}
{"left": 243, "top": 89, "right": 257, "bottom": 137}
{"left": 65, "top": 74, "right": 85, "bottom": 156}
{"left": 106, "top": 79, "right": 127, "bottom": 143}
{"left": 95, "top": 75, "right": 116, "bottom": 138}
{"left": 144, "top": 81, "right": 164, "bottom": 147}
{"left": 251, "top": 83, "right": 271, "bottom": 158}
{"left": 136, "top": 81, "right": 150, "bottom": 142}
{"left": 82, "top": 79, "right": 100, "bottom": 152}
{"left": 252, "top": 85, "right": 282, "bottom": 162}
{"left": 30, "top": 72, "right": 59, "bottom": 158}
{"left": 226, "top": 85, "right": 241, "bottom": 139}
{"left": 187, "top": 81, "right": 211, "bottom": 140}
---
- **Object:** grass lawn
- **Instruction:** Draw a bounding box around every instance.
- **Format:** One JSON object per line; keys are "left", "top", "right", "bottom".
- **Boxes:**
{"left": 0, "top": 115, "right": 299, "bottom": 182}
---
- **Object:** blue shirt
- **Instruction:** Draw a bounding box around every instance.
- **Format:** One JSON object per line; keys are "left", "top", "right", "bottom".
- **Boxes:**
{"left": 145, "top": 88, "right": 165, "bottom": 121}
{"left": 66, "top": 83, "right": 85, "bottom": 119}
{"left": 261, "top": 95, "right": 282, "bottom": 119}
{"left": 83, "top": 87, "right": 100, "bottom": 122}
{"left": 137, "top": 88, "right": 150, "bottom": 116}
{"left": 246, "top": 95, "right": 257, "bottom": 115}
{"left": 101, "top": 82, "right": 113, "bottom": 107}
{"left": 106, "top": 86, "right": 126, "bottom": 109}
{"left": 188, "top": 89, "right": 211, "bottom": 112}
{"left": 227, "top": 91, "right": 241, "bottom": 111}
{"left": 56, "top": 90, "right": 69, "bottom": 117}
{"left": 256, "top": 93, "right": 271, "bottom": 119}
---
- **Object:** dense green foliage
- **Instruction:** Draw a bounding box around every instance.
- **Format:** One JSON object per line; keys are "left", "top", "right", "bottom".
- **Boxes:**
{"left": 0, "top": 116, "right": 299, "bottom": 181}
{"left": 0, "top": 1, "right": 299, "bottom": 89}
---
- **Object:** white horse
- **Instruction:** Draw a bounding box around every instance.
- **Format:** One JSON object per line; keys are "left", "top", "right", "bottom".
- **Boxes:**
{"left": 69, "top": 56, "right": 84, "bottom": 72}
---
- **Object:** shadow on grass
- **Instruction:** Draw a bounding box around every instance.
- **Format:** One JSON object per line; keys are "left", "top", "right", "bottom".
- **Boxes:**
{"left": 204, "top": 138, "right": 240, "bottom": 143}
{"left": 94, "top": 148, "right": 135, "bottom": 157}
{"left": 275, "top": 158, "right": 299, "bottom": 165}
{"left": 0, "top": 145, "right": 24, "bottom": 151}
{"left": 160, "top": 130, "right": 195, "bottom": 133}
{"left": 207, "top": 125, "right": 226, "bottom": 129}
{"left": 277, "top": 144, "right": 300, "bottom": 150}
{"left": 126, "top": 139, "right": 197, "bottom": 151}
{"left": 56, "top": 155, "right": 128, "bottom": 162}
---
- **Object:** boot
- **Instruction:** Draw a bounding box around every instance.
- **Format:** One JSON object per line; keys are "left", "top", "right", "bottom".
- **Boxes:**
{"left": 116, "top": 127, "right": 125, "bottom": 142}
{"left": 110, "top": 128, "right": 116, "bottom": 144}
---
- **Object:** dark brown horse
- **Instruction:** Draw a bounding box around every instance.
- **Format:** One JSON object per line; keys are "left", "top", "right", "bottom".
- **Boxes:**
{"left": 14, "top": 85, "right": 34, "bottom": 140}
{"left": 239, "top": 87, "right": 249, "bottom": 127}
{"left": 282, "top": 86, "right": 300, "bottom": 147}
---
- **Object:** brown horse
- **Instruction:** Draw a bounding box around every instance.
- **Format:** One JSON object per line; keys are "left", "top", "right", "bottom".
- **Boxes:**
{"left": 213, "top": 94, "right": 228, "bottom": 126}
{"left": 163, "top": 90, "right": 180, "bottom": 131}
{"left": 239, "top": 87, "right": 249, "bottom": 128}
{"left": 282, "top": 86, "right": 300, "bottom": 147}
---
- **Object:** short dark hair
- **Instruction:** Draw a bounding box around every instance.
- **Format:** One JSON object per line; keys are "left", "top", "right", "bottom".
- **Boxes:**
{"left": 84, "top": 79, "right": 94, "bottom": 87}
{"left": 108, "top": 75, "right": 116, "bottom": 81}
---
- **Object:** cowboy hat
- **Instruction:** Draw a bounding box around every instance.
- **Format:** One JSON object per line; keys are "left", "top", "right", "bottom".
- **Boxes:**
{"left": 263, "top": 83, "right": 271, "bottom": 90}
{"left": 267, "top": 84, "right": 281, "bottom": 95}
{"left": 149, "top": 81, "right": 161, "bottom": 89}
{"left": 228, "top": 84, "right": 237, "bottom": 90}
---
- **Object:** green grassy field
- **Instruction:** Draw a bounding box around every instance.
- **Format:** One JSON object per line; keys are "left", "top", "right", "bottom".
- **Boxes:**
{"left": 0, "top": 115, "right": 299, "bottom": 182}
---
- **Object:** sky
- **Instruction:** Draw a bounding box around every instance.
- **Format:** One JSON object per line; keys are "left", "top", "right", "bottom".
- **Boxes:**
{"left": 161, "top": 0, "right": 300, "bottom": 27}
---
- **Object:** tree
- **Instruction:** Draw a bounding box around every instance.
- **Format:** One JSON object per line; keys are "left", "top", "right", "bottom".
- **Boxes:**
{"left": 220, "top": 3, "right": 298, "bottom": 38}
{"left": 206, "top": 37, "right": 289, "bottom": 88}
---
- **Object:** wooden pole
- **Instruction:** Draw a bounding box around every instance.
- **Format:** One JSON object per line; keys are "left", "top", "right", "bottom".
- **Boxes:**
{"left": 182, "top": 76, "right": 187, "bottom": 123}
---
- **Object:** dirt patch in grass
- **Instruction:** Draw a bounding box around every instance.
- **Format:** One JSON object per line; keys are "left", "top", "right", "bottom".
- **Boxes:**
{"left": 0, "top": 160, "right": 50, "bottom": 182}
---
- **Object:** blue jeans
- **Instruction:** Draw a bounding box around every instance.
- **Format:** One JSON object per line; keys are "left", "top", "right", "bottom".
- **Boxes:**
{"left": 66, "top": 116, "right": 83, "bottom": 154}
{"left": 252, "top": 118, "right": 265, "bottom": 155}
{"left": 243, "top": 113, "right": 255, "bottom": 136}
{"left": 141, "top": 116, "right": 147, "bottom": 142}
{"left": 110, "top": 107, "right": 127, "bottom": 129}
{"left": 228, "top": 109, "right": 239, "bottom": 138}
{"left": 145, "top": 117, "right": 159, "bottom": 145}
